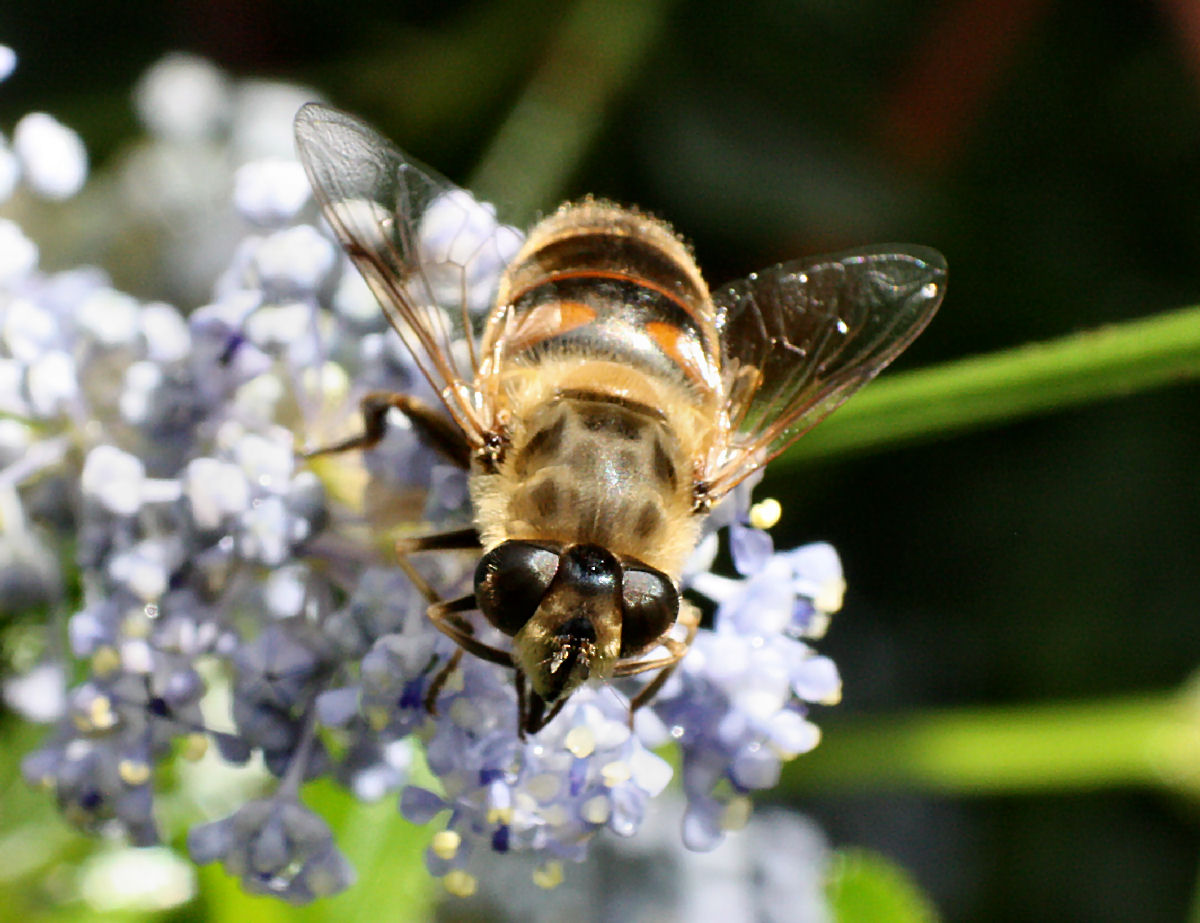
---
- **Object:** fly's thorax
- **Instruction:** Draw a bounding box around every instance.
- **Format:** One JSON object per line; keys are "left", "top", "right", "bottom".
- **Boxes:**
{"left": 468, "top": 362, "right": 706, "bottom": 579}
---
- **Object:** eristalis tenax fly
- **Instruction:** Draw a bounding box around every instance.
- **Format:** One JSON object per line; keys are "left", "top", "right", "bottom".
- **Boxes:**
{"left": 294, "top": 103, "right": 946, "bottom": 736}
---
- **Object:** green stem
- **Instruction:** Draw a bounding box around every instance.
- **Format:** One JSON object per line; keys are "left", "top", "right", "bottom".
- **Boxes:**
{"left": 469, "top": 0, "right": 680, "bottom": 222}
{"left": 781, "top": 691, "right": 1200, "bottom": 796}
{"left": 778, "top": 303, "right": 1200, "bottom": 467}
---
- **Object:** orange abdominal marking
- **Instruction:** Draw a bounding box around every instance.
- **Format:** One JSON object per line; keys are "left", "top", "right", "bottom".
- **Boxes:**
{"left": 507, "top": 300, "right": 596, "bottom": 353}
{"left": 645, "top": 320, "right": 705, "bottom": 386}
{"left": 557, "top": 300, "right": 597, "bottom": 330}
{"left": 547, "top": 269, "right": 701, "bottom": 320}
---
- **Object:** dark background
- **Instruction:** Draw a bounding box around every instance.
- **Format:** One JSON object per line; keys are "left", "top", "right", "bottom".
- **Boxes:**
{"left": 3, "top": 1, "right": 1200, "bottom": 919}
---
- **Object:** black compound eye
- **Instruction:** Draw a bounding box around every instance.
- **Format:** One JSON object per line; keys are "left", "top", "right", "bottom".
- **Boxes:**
{"left": 474, "top": 541, "right": 560, "bottom": 636}
{"left": 619, "top": 565, "right": 678, "bottom": 657}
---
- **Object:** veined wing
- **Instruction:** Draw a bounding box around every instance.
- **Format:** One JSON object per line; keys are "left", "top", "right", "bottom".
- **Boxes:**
{"left": 294, "top": 103, "right": 523, "bottom": 443}
{"left": 704, "top": 245, "right": 946, "bottom": 497}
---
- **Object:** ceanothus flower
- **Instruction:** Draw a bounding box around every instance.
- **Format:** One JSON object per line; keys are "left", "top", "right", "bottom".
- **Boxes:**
{"left": 662, "top": 519, "right": 843, "bottom": 851}
{"left": 188, "top": 795, "right": 355, "bottom": 903}
{"left": 6, "top": 52, "right": 842, "bottom": 907}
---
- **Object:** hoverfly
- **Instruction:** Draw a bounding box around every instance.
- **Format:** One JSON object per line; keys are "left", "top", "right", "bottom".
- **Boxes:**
{"left": 294, "top": 103, "right": 946, "bottom": 736}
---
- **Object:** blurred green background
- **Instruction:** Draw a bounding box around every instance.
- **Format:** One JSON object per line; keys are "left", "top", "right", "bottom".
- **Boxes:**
{"left": 2, "top": 0, "right": 1200, "bottom": 920}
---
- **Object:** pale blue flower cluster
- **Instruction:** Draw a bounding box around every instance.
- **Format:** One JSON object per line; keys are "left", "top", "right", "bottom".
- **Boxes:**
{"left": 4, "top": 52, "right": 843, "bottom": 904}
{"left": 665, "top": 526, "right": 843, "bottom": 851}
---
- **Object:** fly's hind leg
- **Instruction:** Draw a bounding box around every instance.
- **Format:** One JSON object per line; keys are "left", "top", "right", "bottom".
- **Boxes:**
{"left": 302, "top": 390, "right": 472, "bottom": 468}
{"left": 613, "top": 601, "right": 701, "bottom": 727}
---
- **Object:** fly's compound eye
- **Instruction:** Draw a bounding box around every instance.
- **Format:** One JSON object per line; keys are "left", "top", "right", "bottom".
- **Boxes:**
{"left": 475, "top": 541, "right": 560, "bottom": 636}
{"left": 619, "top": 565, "right": 678, "bottom": 657}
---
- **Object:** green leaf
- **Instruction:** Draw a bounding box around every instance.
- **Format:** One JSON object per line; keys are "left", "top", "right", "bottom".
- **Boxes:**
{"left": 780, "top": 694, "right": 1200, "bottom": 797}
{"left": 778, "top": 303, "right": 1200, "bottom": 467}
{"left": 469, "top": 0, "right": 683, "bottom": 222}
{"left": 827, "top": 848, "right": 940, "bottom": 923}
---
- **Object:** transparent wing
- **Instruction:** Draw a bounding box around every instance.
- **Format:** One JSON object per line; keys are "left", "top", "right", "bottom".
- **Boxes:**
{"left": 705, "top": 245, "right": 946, "bottom": 496}
{"left": 294, "top": 102, "right": 524, "bottom": 443}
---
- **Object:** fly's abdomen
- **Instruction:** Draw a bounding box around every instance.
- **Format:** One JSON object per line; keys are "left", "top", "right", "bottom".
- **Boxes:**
{"left": 487, "top": 199, "right": 722, "bottom": 399}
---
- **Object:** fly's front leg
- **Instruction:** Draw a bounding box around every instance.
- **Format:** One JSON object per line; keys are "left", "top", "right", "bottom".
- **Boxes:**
{"left": 518, "top": 682, "right": 571, "bottom": 739}
{"left": 390, "top": 528, "right": 497, "bottom": 715}
{"left": 302, "top": 390, "right": 472, "bottom": 469}
{"left": 394, "top": 527, "right": 480, "bottom": 605}
{"left": 424, "top": 594, "right": 515, "bottom": 670}
{"left": 423, "top": 593, "right": 516, "bottom": 716}
{"left": 395, "top": 527, "right": 481, "bottom": 556}
{"left": 616, "top": 601, "right": 701, "bottom": 726}
{"left": 421, "top": 595, "right": 470, "bottom": 714}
